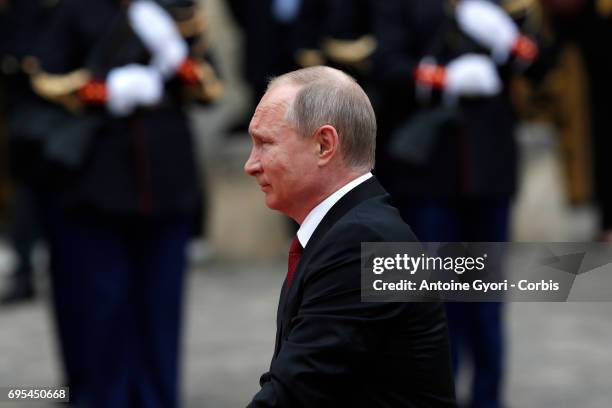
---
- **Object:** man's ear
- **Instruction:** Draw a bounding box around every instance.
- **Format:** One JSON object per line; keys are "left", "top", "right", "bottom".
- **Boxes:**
{"left": 314, "top": 125, "right": 339, "bottom": 166}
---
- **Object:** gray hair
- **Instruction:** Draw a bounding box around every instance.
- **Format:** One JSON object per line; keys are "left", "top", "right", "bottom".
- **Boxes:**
{"left": 268, "top": 66, "right": 376, "bottom": 170}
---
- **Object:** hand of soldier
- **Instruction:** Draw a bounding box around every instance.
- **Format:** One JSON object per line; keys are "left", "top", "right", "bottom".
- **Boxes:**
{"left": 106, "top": 64, "right": 163, "bottom": 116}
{"left": 456, "top": 0, "right": 537, "bottom": 64}
{"left": 445, "top": 54, "right": 502, "bottom": 97}
{"left": 127, "top": 0, "right": 188, "bottom": 78}
{"left": 414, "top": 54, "right": 501, "bottom": 98}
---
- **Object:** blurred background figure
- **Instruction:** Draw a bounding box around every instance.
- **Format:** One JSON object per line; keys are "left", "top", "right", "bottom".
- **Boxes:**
{"left": 0, "top": 0, "right": 61, "bottom": 305}
{"left": 16, "top": 0, "right": 221, "bottom": 406}
{"left": 540, "top": 0, "right": 612, "bottom": 240}
{"left": 223, "top": 0, "right": 300, "bottom": 135}
{"left": 292, "top": 0, "right": 374, "bottom": 74}
{"left": 370, "top": 1, "right": 553, "bottom": 407}
{"left": 291, "top": 0, "right": 379, "bottom": 109}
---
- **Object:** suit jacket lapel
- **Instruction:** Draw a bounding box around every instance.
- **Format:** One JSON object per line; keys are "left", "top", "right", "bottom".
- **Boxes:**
{"left": 272, "top": 177, "right": 388, "bottom": 358}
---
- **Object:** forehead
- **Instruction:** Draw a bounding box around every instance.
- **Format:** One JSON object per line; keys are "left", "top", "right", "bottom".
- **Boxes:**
{"left": 250, "top": 85, "right": 300, "bottom": 133}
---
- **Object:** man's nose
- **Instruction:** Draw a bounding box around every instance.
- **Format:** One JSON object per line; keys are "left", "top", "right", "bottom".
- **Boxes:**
{"left": 244, "top": 149, "right": 261, "bottom": 176}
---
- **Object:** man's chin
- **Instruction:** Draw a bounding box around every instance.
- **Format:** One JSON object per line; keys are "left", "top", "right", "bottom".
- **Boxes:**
{"left": 264, "top": 196, "right": 283, "bottom": 213}
{"left": 264, "top": 195, "right": 277, "bottom": 209}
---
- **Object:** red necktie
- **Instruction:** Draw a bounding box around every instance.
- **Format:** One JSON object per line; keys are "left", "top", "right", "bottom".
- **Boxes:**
{"left": 286, "top": 236, "right": 303, "bottom": 289}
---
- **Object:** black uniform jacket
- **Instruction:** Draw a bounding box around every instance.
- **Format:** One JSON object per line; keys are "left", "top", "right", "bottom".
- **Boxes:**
{"left": 248, "top": 177, "right": 456, "bottom": 408}
{"left": 36, "top": 0, "right": 201, "bottom": 217}
{"left": 372, "top": 0, "right": 517, "bottom": 201}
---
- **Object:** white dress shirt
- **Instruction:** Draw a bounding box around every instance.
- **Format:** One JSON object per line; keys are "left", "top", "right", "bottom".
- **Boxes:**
{"left": 296, "top": 172, "right": 373, "bottom": 248}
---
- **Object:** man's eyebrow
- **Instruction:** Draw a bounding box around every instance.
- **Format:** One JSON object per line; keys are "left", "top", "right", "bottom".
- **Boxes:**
{"left": 249, "top": 130, "right": 270, "bottom": 143}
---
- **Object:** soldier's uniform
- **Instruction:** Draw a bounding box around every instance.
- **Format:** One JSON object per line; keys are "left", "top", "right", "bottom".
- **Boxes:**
{"left": 225, "top": 0, "right": 300, "bottom": 121}
{"left": 548, "top": 0, "right": 612, "bottom": 237}
{"left": 370, "top": 1, "right": 550, "bottom": 407}
{"left": 0, "top": 0, "right": 61, "bottom": 304}
{"left": 30, "top": 0, "right": 221, "bottom": 406}
{"left": 292, "top": 0, "right": 377, "bottom": 95}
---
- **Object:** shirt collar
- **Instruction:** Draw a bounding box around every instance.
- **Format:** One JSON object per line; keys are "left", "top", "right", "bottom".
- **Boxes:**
{"left": 296, "top": 172, "right": 373, "bottom": 248}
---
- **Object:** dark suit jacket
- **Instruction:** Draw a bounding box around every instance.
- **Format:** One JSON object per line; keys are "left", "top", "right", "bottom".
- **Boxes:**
{"left": 248, "top": 177, "right": 456, "bottom": 408}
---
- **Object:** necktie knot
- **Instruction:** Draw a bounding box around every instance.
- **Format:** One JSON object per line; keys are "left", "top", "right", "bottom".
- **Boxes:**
{"left": 286, "top": 236, "right": 303, "bottom": 289}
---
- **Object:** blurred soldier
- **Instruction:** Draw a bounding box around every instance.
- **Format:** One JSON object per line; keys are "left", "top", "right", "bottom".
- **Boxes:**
{"left": 224, "top": 0, "right": 301, "bottom": 134}
{"left": 0, "top": 0, "right": 61, "bottom": 304}
{"left": 0, "top": 1, "right": 11, "bottom": 251}
{"left": 293, "top": 0, "right": 375, "bottom": 75}
{"left": 0, "top": 1, "right": 8, "bottom": 213}
{"left": 28, "top": 0, "right": 221, "bottom": 406}
{"left": 543, "top": 0, "right": 612, "bottom": 240}
{"left": 291, "top": 0, "right": 380, "bottom": 110}
{"left": 372, "top": 1, "right": 549, "bottom": 407}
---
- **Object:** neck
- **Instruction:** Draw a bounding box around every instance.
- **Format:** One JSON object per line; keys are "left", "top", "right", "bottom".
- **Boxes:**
{"left": 292, "top": 168, "right": 369, "bottom": 224}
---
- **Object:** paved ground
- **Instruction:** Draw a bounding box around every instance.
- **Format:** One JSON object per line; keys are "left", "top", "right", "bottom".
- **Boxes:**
{"left": 0, "top": 262, "right": 282, "bottom": 408}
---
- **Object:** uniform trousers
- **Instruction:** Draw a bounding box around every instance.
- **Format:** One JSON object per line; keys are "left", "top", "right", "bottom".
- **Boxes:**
{"left": 41, "top": 202, "right": 191, "bottom": 408}
{"left": 398, "top": 197, "right": 509, "bottom": 408}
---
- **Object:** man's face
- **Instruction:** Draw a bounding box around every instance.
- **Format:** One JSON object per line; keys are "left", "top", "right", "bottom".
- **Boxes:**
{"left": 244, "top": 85, "right": 319, "bottom": 220}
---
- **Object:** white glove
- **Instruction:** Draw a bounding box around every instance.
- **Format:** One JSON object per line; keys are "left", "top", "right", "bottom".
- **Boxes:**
{"left": 128, "top": 0, "right": 188, "bottom": 78}
{"left": 445, "top": 54, "right": 502, "bottom": 97}
{"left": 456, "top": 0, "right": 519, "bottom": 64}
{"left": 106, "top": 64, "right": 163, "bottom": 116}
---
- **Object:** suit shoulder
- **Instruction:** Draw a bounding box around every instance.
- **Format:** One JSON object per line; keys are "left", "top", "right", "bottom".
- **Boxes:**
{"left": 325, "top": 194, "right": 417, "bottom": 244}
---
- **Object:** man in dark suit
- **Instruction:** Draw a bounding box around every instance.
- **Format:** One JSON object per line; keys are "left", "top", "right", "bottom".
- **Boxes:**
{"left": 244, "top": 66, "right": 456, "bottom": 407}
